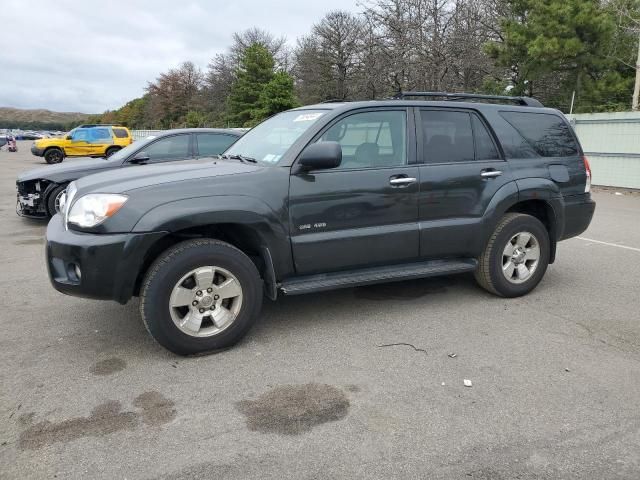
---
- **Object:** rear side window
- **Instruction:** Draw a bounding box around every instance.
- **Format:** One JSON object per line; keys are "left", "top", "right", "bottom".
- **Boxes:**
{"left": 144, "top": 135, "right": 190, "bottom": 161}
{"left": 420, "top": 110, "right": 475, "bottom": 163}
{"left": 472, "top": 115, "right": 499, "bottom": 160}
{"left": 112, "top": 128, "right": 129, "bottom": 138}
{"left": 196, "top": 134, "right": 237, "bottom": 156}
{"left": 499, "top": 111, "right": 578, "bottom": 157}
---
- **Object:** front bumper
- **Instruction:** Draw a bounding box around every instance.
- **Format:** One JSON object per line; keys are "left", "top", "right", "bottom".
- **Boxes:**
{"left": 16, "top": 192, "right": 46, "bottom": 218}
{"left": 46, "top": 214, "right": 167, "bottom": 304}
{"left": 31, "top": 145, "right": 44, "bottom": 156}
{"left": 559, "top": 194, "right": 596, "bottom": 240}
{"left": 16, "top": 180, "right": 48, "bottom": 218}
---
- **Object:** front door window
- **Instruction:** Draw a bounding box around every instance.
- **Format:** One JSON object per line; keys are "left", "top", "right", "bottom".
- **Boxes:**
{"left": 318, "top": 110, "right": 407, "bottom": 169}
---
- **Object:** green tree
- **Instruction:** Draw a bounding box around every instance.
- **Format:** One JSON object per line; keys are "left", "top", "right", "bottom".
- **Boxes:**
{"left": 250, "top": 71, "right": 299, "bottom": 124}
{"left": 227, "top": 44, "right": 276, "bottom": 126}
{"left": 486, "top": 0, "right": 636, "bottom": 111}
{"left": 184, "top": 110, "right": 207, "bottom": 127}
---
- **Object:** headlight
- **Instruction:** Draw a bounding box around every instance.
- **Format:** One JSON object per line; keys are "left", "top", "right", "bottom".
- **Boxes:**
{"left": 67, "top": 193, "right": 128, "bottom": 228}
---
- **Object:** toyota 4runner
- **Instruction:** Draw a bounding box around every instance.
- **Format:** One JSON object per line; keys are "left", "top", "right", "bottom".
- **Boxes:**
{"left": 45, "top": 93, "right": 595, "bottom": 355}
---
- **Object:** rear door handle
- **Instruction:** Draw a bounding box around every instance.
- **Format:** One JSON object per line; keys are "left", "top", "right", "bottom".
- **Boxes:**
{"left": 480, "top": 169, "right": 502, "bottom": 178}
{"left": 389, "top": 176, "right": 417, "bottom": 186}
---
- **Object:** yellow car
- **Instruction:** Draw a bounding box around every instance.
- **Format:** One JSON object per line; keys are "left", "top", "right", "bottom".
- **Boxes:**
{"left": 31, "top": 124, "right": 133, "bottom": 164}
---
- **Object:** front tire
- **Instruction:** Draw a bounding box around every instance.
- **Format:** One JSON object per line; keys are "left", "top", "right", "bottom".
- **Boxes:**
{"left": 44, "top": 148, "right": 64, "bottom": 164}
{"left": 46, "top": 184, "right": 67, "bottom": 217}
{"left": 475, "top": 213, "right": 550, "bottom": 297}
{"left": 140, "top": 239, "right": 263, "bottom": 355}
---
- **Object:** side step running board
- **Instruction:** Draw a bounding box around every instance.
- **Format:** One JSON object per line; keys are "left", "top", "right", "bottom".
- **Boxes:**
{"left": 280, "top": 259, "right": 477, "bottom": 295}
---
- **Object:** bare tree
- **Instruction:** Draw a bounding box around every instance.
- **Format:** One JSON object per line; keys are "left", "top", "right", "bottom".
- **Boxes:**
{"left": 605, "top": 0, "right": 640, "bottom": 109}
{"left": 146, "top": 61, "right": 204, "bottom": 127}
{"left": 293, "top": 11, "right": 365, "bottom": 102}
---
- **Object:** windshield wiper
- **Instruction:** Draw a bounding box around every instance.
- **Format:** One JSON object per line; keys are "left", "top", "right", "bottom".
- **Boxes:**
{"left": 217, "top": 154, "right": 258, "bottom": 164}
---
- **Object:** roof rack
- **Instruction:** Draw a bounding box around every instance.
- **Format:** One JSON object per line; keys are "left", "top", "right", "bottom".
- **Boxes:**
{"left": 77, "top": 124, "right": 123, "bottom": 128}
{"left": 391, "top": 91, "right": 543, "bottom": 107}
{"left": 320, "top": 98, "right": 347, "bottom": 103}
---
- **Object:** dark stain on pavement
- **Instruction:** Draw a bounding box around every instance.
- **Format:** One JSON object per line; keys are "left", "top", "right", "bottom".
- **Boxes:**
{"left": 90, "top": 357, "right": 127, "bottom": 376}
{"left": 17, "top": 392, "right": 175, "bottom": 450}
{"left": 236, "top": 383, "right": 349, "bottom": 435}
{"left": 133, "top": 391, "right": 177, "bottom": 426}
{"left": 354, "top": 276, "right": 457, "bottom": 300}
{"left": 18, "top": 401, "right": 137, "bottom": 450}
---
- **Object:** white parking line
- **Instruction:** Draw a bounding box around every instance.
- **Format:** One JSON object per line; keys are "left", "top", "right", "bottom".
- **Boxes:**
{"left": 575, "top": 236, "right": 640, "bottom": 253}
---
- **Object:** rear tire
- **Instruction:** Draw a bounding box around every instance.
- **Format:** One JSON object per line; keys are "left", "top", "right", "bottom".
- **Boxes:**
{"left": 475, "top": 213, "right": 550, "bottom": 297}
{"left": 105, "top": 147, "right": 120, "bottom": 158}
{"left": 46, "top": 184, "right": 67, "bottom": 217}
{"left": 140, "top": 239, "right": 263, "bottom": 355}
{"left": 44, "top": 148, "right": 64, "bottom": 164}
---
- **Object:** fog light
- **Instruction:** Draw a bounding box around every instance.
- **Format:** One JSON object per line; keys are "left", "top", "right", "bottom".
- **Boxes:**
{"left": 68, "top": 263, "right": 82, "bottom": 281}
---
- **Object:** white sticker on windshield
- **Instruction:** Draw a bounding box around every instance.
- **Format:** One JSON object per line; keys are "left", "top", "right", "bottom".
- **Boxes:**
{"left": 262, "top": 154, "right": 282, "bottom": 163}
{"left": 293, "top": 113, "right": 324, "bottom": 122}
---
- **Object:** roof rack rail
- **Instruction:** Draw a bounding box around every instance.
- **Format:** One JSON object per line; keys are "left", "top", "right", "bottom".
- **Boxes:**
{"left": 392, "top": 91, "right": 543, "bottom": 108}
{"left": 320, "top": 98, "right": 347, "bottom": 103}
{"left": 77, "top": 124, "right": 123, "bottom": 128}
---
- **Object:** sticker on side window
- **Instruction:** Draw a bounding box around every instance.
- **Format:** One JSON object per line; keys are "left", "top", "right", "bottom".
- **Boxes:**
{"left": 293, "top": 113, "right": 324, "bottom": 122}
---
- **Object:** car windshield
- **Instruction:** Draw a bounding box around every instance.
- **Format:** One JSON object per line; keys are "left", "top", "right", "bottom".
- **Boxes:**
{"left": 106, "top": 136, "right": 154, "bottom": 162}
{"left": 224, "top": 109, "right": 328, "bottom": 165}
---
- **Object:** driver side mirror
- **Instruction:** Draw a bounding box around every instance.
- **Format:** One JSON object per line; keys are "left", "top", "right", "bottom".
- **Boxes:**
{"left": 130, "top": 151, "right": 150, "bottom": 164}
{"left": 65, "top": 135, "right": 72, "bottom": 140}
{"left": 297, "top": 141, "right": 342, "bottom": 172}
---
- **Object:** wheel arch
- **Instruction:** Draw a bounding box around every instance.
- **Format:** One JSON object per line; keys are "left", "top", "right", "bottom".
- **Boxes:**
{"left": 481, "top": 180, "right": 563, "bottom": 264}
{"left": 131, "top": 197, "right": 292, "bottom": 299}
{"left": 44, "top": 146, "right": 64, "bottom": 156}
{"left": 506, "top": 199, "right": 559, "bottom": 263}
{"left": 132, "top": 223, "right": 281, "bottom": 300}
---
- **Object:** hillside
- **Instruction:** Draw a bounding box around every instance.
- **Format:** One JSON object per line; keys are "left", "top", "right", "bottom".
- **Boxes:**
{"left": 0, "top": 107, "right": 92, "bottom": 129}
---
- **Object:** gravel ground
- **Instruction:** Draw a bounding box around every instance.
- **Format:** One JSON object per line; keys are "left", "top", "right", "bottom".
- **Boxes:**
{"left": 1, "top": 141, "right": 640, "bottom": 479}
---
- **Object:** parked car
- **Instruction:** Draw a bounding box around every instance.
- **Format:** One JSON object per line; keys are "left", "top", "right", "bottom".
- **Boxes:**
{"left": 17, "top": 128, "right": 242, "bottom": 218}
{"left": 45, "top": 93, "right": 595, "bottom": 355}
{"left": 31, "top": 124, "right": 133, "bottom": 164}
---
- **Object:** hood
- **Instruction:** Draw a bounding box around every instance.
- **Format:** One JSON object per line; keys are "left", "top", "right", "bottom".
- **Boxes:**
{"left": 17, "top": 158, "right": 114, "bottom": 183}
{"left": 34, "top": 137, "right": 64, "bottom": 148}
{"left": 74, "top": 159, "right": 263, "bottom": 195}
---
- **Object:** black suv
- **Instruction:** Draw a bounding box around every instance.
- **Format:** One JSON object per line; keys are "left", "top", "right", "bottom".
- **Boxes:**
{"left": 45, "top": 93, "right": 595, "bottom": 355}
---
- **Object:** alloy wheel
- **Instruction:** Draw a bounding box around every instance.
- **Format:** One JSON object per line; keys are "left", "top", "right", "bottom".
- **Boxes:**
{"left": 169, "top": 266, "right": 243, "bottom": 337}
{"left": 501, "top": 231, "right": 541, "bottom": 284}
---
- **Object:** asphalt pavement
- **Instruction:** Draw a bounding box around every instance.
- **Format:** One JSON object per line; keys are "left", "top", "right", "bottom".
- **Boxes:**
{"left": 1, "top": 141, "right": 640, "bottom": 479}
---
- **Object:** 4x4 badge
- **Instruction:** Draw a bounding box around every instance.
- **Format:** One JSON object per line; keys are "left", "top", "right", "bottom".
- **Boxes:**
{"left": 298, "top": 222, "right": 327, "bottom": 231}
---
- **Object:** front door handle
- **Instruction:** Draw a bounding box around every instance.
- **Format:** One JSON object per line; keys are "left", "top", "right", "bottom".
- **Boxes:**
{"left": 389, "top": 176, "right": 417, "bottom": 187}
{"left": 481, "top": 169, "right": 503, "bottom": 178}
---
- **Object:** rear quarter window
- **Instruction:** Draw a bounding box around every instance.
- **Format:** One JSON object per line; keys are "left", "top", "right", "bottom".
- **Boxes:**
{"left": 196, "top": 133, "right": 238, "bottom": 156}
{"left": 112, "top": 128, "right": 129, "bottom": 138}
{"left": 499, "top": 111, "right": 578, "bottom": 157}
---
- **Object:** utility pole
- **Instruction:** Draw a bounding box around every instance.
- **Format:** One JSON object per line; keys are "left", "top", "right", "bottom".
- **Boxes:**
{"left": 633, "top": 31, "right": 640, "bottom": 111}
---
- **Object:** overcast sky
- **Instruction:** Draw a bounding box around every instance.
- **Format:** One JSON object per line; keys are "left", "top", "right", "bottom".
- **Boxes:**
{"left": 0, "top": 0, "right": 361, "bottom": 113}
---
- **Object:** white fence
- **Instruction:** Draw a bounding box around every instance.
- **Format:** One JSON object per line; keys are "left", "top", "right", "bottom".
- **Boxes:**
{"left": 131, "top": 130, "right": 165, "bottom": 141}
{"left": 567, "top": 112, "right": 640, "bottom": 190}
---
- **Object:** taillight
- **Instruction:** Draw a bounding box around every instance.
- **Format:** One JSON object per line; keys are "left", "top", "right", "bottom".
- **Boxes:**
{"left": 583, "top": 155, "right": 591, "bottom": 193}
